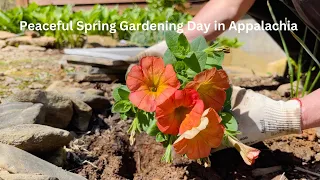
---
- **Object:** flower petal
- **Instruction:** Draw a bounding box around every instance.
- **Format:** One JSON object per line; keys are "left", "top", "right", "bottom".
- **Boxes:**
{"left": 178, "top": 99, "right": 204, "bottom": 135}
{"left": 156, "top": 89, "right": 203, "bottom": 135}
{"left": 227, "top": 136, "right": 260, "bottom": 165}
{"left": 186, "top": 68, "right": 230, "bottom": 111}
{"left": 173, "top": 108, "right": 224, "bottom": 159}
{"left": 126, "top": 56, "right": 180, "bottom": 112}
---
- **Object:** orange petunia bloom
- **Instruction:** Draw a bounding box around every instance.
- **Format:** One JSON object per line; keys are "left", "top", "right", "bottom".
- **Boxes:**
{"left": 186, "top": 68, "right": 230, "bottom": 112}
{"left": 126, "top": 56, "right": 180, "bottom": 112}
{"left": 173, "top": 108, "right": 225, "bottom": 159}
{"left": 155, "top": 89, "right": 204, "bottom": 135}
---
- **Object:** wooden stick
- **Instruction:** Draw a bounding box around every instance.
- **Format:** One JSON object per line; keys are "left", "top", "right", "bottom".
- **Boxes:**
{"left": 295, "top": 166, "right": 320, "bottom": 177}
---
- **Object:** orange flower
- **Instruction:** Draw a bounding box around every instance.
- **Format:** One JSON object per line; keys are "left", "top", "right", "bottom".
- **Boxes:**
{"left": 126, "top": 56, "right": 180, "bottom": 112}
{"left": 155, "top": 89, "right": 204, "bottom": 135}
{"left": 227, "top": 136, "right": 260, "bottom": 165}
{"left": 186, "top": 68, "right": 230, "bottom": 112}
{"left": 173, "top": 108, "right": 225, "bottom": 159}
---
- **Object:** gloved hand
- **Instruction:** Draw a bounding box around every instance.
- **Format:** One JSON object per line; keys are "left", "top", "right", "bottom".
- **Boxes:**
{"left": 128, "top": 41, "right": 167, "bottom": 62}
{"left": 231, "top": 86, "right": 301, "bottom": 145}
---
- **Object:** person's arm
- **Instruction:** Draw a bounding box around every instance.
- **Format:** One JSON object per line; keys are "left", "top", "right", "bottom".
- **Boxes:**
{"left": 301, "top": 89, "right": 320, "bottom": 129}
{"left": 183, "top": 0, "right": 256, "bottom": 41}
{"left": 139, "top": 0, "right": 256, "bottom": 59}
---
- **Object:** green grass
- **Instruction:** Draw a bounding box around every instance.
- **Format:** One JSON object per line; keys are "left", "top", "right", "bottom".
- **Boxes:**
{"left": 267, "top": 0, "right": 320, "bottom": 97}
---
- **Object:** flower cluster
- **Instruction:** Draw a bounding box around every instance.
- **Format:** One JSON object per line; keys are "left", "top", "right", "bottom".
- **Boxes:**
{"left": 125, "top": 56, "right": 260, "bottom": 163}
{"left": 113, "top": 32, "right": 260, "bottom": 165}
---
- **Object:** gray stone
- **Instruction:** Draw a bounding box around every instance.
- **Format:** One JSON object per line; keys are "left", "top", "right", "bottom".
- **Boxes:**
{"left": 0, "top": 40, "right": 5, "bottom": 49}
{"left": 0, "top": 124, "right": 73, "bottom": 153}
{"left": 0, "top": 31, "right": 16, "bottom": 40}
{"left": 0, "top": 174, "right": 58, "bottom": 180}
{"left": 74, "top": 73, "right": 116, "bottom": 82}
{"left": 0, "top": 143, "right": 87, "bottom": 180}
{"left": 69, "top": 98, "right": 92, "bottom": 131}
{"left": 4, "top": 90, "right": 73, "bottom": 129}
{"left": 31, "top": 37, "right": 55, "bottom": 47}
{"left": 24, "top": 30, "right": 40, "bottom": 38}
{"left": 0, "top": 102, "right": 45, "bottom": 129}
{"left": 277, "top": 81, "right": 303, "bottom": 97}
{"left": 74, "top": 93, "right": 110, "bottom": 112}
{"left": 41, "top": 148, "right": 67, "bottom": 167}
{"left": 6, "top": 36, "right": 32, "bottom": 46}
{"left": 28, "top": 83, "right": 45, "bottom": 89}
{"left": 18, "top": 45, "right": 46, "bottom": 52}
{"left": 0, "top": 46, "right": 17, "bottom": 52}
{"left": 6, "top": 36, "right": 55, "bottom": 47}
{"left": 46, "top": 82, "right": 93, "bottom": 131}
{"left": 47, "top": 82, "right": 110, "bottom": 112}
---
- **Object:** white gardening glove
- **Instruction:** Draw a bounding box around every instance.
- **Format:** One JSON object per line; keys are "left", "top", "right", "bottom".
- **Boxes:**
{"left": 128, "top": 41, "right": 167, "bottom": 62}
{"left": 232, "top": 86, "right": 302, "bottom": 145}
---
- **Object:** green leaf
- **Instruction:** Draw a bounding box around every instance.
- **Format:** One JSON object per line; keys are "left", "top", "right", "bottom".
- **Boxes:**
{"left": 112, "top": 100, "right": 132, "bottom": 113}
{"left": 174, "top": 61, "right": 187, "bottom": 73}
{"left": 137, "top": 111, "right": 153, "bottom": 132}
{"left": 113, "top": 85, "right": 130, "bottom": 101}
{"left": 223, "top": 87, "right": 233, "bottom": 111}
{"left": 194, "top": 51, "right": 207, "bottom": 72}
{"left": 120, "top": 113, "right": 128, "bottom": 120}
{"left": 163, "top": 49, "right": 177, "bottom": 65}
{"left": 191, "top": 36, "right": 208, "bottom": 51}
{"left": 156, "top": 132, "right": 167, "bottom": 143}
{"left": 165, "top": 31, "right": 190, "bottom": 59}
{"left": 221, "top": 112, "right": 238, "bottom": 132}
{"left": 146, "top": 118, "right": 160, "bottom": 136}
{"left": 183, "top": 52, "right": 201, "bottom": 73}
{"left": 186, "top": 68, "right": 197, "bottom": 78}
{"left": 206, "top": 52, "right": 224, "bottom": 66}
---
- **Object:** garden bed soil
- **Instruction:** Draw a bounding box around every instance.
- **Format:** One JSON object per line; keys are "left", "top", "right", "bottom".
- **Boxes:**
{"left": 1, "top": 48, "right": 320, "bottom": 179}
{"left": 72, "top": 76, "right": 320, "bottom": 180}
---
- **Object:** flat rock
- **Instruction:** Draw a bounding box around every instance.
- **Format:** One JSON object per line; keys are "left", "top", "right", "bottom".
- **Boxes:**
{"left": 6, "top": 36, "right": 32, "bottom": 46}
{"left": 277, "top": 81, "right": 303, "bottom": 97}
{"left": 18, "top": 45, "right": 46, "bottom": 51}
{"left": 0, "top": 143, "right": 87, "bottom": 180}
{"left": 0, "top": 40, "right": 6, "bottom": 49}
{"left": 0, "top": 124, "right": 73, "bottom": 153}
{"left": 41, "top": 148, "right": 67, "bottom": 167}
{"left": 4, "top": 90, "right": 73, "bottom": 129}
{"left": 0, "top": 31, "right": 16, "bottom": 40}
{"left": 0, "top": 174, "right": 58, "bottom": 180}
{"left": 69, "top": 97, "right": 92, "bottom": 131}
{"left": 74, "top": 93, "right": 110, "bottom": 112}
{"left": 0, "top": 46, "right": 17, "bottom": 52}
{"left": 47, "top": 81, "right": 110, "bottom": 112}
{"left": 32, "top": 37, "right": 55, "bottom": 47}
{"left": 6, "top": 36, "right": 55, "bottom": 47}
{"left": 85, "top": 35, "right": 118, "bottom": 47}
{"left": 46, "top": 81, "right": 93, "bottom": 131}
{"left": 0, "top": 102, "right": 45, "bottom": 129}
{"left": 73, "top": 73, "right": 116, "bottom": 82}
{"left": 24, "top": 30, "right": 40, "bottom": 38}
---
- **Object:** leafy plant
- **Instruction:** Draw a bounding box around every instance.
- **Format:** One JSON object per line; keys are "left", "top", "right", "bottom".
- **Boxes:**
{"left": 216, "top": 37, "right": 243, "bottom": 48}
{"left": 267, "top": 0, "right": 320, "bottom": 97}
{"left": 112, "top": 31, "right": 260, "bottom": 165}
{"left": 0, "top": 1, "right": 192, "bottom": 48}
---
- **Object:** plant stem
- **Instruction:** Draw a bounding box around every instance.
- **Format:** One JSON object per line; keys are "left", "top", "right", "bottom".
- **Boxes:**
{"left": 267, "top": 0, "right": 294, "bottom": 98}
{"left": 295, "top": 27, "right": 308, "bottom": 97}
{"left": 309, "top": 72, "right": 320, "bottom": 93}
{"left": 302, "top": 39, "right": 319, "bottom": 96}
